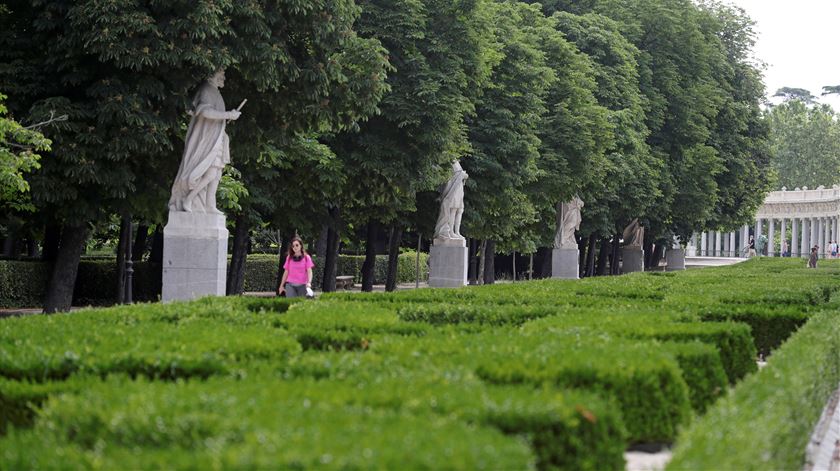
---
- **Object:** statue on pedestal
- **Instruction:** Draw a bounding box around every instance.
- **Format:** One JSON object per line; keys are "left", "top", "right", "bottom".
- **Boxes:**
{"left": 434, "top": 160, "right": 468, "bottom": 242}
{"left": 622, "top": 218, "right": 644, "bottom": 248}
{"left": 554, "top": 196, "right": 584, "bottom": 249}
{"left": 169, "top": 69, "right": 243, "bottom": 213}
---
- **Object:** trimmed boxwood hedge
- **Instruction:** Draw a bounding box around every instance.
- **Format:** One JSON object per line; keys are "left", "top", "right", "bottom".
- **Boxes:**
{"left": 0, "top": 251, "right": 430, "bottom": 308}
{"left": 668, "top": 308, "right": 840, "bottom": 470}
{"left": 2, "top": 258, "right": 840, "bottom": 469}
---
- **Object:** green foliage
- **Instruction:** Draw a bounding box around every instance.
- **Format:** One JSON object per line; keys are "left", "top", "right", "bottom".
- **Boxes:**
{"left": 0, "top": 260, "right": 49, "bottom": 308}
{"left": 668, "top": 309, "right": 840, "bottom": 470}
{"left": 0, "top": 93, "right": 50, "bottom": 212}
{"left": 767, "top": 100, "right": 840, "bottom": 189}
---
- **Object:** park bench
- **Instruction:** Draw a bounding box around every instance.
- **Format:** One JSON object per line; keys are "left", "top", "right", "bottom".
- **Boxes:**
{"left": 336, "top": 275, "right": 355, "bottom": 290}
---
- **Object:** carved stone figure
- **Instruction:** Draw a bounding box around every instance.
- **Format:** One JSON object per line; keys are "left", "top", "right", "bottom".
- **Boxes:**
{"left": 169, "top": 69, "right": 242, "bottom": 213}
{"left": 434, "top": 160, "right": 468, "bottom": 241}
{"left": 554, "top": 196, "right": 584, "bottom": 248}
{"left": 622, "top": 218, "right": 644, "bottom": 248}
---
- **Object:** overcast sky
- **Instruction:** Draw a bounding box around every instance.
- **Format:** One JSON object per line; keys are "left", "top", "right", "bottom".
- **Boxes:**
{"left": 726, "top": 0, "right": 840, "bottom": 110}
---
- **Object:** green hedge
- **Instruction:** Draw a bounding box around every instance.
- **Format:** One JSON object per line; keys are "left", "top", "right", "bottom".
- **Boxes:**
{"left": 0, "top": 252, "right": 430, "bottom": 308}
{"left": 3, "top": 258, "right": 840, "bottom": 468}
{"left": 0, "top": 261, "right": 49, "bottom": 308}
{"left": 668, "top": 309, "right": 840, "bottom": 470}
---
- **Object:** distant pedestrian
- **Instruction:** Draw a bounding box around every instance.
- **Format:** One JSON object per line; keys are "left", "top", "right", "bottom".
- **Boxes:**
{"left": 781, "top": 240, "right": 789, "bottom": 257}
{"left": 831, "top": 241, "right": 838, "bottom": 259}
{"left": 808, "top": 245, "right": 819, "bottom": 268}
{"left": 746, "top": 236, "right": 756, "bottom": 258}
{"left": 278, "top": 236, "right": 315, "bottom": 298}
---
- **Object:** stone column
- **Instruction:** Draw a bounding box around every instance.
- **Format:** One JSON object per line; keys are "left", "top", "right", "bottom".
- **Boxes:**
{"left": 700, "top": 232, "right": 708, "bottom": 256}
{"left": 825, "top": 217, "right": 831, "bottom": 257}
{"left": 818, "top": 218, "right": 828, "bottom": 257}
{"left": 714, "top": 231, "right": 722, "bottom": 257}
{"left": 755, "top": 219, "right": 763, "bottom": 252}
{"left": 801, "top": 218, "right": 810, "bottom": 258}
{"left": 740, "top": 224, "right": 749, "bottom": 257}
{"left": 780, "top": 218, "right": 787, "bottom": 256}
{"left": 811, "top": 217, "right": 819, "bottom": 250}
{"left": 722, "top": 234, "right": 729, "bottom": 257}
{"left": 791, "top": 218, "right": 799, "bottom": 257}
{"left": 834, "top": 217, "right": 839, "bottom": 248}
{"left": 729, "top": 232, "right": 736, "bottom": 257}
{"left": 687, "top": 233, "right": 697, "bottom": 257}
{"left": 767, "top": 219, "right": 775, "bottom": 257}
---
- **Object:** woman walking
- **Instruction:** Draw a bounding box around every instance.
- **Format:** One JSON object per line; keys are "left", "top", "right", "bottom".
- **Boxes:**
{"left": 278, "top": 236, "right": 315, "bottom": 298}
{"left": 808, "top": 245, "right": 819, "bottom": 269}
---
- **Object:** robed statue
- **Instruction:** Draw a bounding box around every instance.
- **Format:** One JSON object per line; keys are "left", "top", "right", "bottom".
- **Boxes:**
{"left": 434, "top": 160, "right": 468, "bottom": 241}
{"left": 554, "top": 196, "right": 584, "bottom": 249}
{"left": 169, "top": 69, "right": 242, "bottom": 213}
{"left": 622, "top": 218, "right": 644, "bottom": 248}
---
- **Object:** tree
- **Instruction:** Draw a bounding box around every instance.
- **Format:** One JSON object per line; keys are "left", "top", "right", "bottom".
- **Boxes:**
{"left": 548, "top": 11, "right": 659, "bottom": 275}
{"left": 328, "top": 0, "right": 495, "bottom": 291}
{"left": 697, "top": 1, "right": 773, "bottom": 233}
{"left": 0, "top": 0, "right": 389, "bottom": 311}
{"left": 774, "top": 87, "right": 817, "bottom": 104}
{"left": 463, "top": 1, "right": 556, "bottom": 265}
{"left": 767, "top": 100, "right": 840, "bottom": 189}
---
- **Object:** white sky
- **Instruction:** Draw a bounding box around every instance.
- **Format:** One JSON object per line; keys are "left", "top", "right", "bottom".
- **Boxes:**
{"left": 726, "top": 0, "right": 840, "bottom": 110}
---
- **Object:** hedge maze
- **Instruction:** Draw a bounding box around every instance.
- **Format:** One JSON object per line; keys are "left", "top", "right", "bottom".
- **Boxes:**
{"left": 1, "top": 259, "right": 839, "bottom": 469}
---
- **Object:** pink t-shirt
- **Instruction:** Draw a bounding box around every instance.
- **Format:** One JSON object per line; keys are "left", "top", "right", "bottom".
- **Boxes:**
{"left": 284, "top": 254, "right": 314, "bottom": 284}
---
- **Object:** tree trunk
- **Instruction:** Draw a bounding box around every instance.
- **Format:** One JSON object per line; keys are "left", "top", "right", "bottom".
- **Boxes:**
{"left": 596, "top": 238, "right": 610, "bottom": 276}
{"left": 468, "top": 238, "right": 478, "bottom": 284}
{"left": 116, "top": 216, "right": 130, "bottom": 304}
{"left": 611, "top": 233, "right": 621, "bottom": 275}
{"left": 27, "top": 238, "right": 39, "bottom": 258}
{"left": 578, "top": 235, "right": 588, "bottom": 277}
{"left": 2, "top": 232, "right": 14, "bottom": 258}
{"left": 536, "top": 246, "right": 552, "bottom": 278}
{"left": 512, "top": 251, "right": 517, "bottom": 281}
{"left": 321, "top": 206, "right": 341, "bottom": 292}
{"left": 643, "top": 237, "right": 655, "bottom": 269}
{"left": 477, "top": 239, "right": 487, "bottom": 285}
{"left": 483, "top": 240, "right": 496, "bottom": 285}
{"left": 44, "top": 224, "right": 89, "bottom": 313}
{"left": 651, "top": 242, "right": 666, "bottom": 270}
{"left": 149, "top": 225, "right": 163, "bottom": 263}
{"left": 585, "top": 233, "right": 597, "bottom": 277}
{"left": 385, "top": 224, "right": 403, "bottom": 292}
{"left": 42, "top": 224, "right": 61, "bottom": 262}
{"left": 226, "top": 213, "right": 250, "bottom": 295}
{"left": 361, "top": 219, "right": 379, "bottom": 292}
{"left": 131, "top": 224, "right": 149, "bottom": 261}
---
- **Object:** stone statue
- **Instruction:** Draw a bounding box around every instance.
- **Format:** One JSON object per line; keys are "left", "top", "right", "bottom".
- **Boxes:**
{"left": 622, "top": 218, "right": 644, "bottom": 248}
{"left": 554, "top": 196, "right": 584, "bottom": 248}
{"left": 434, "top": 160, "right": 468, "bottom": 241}
{"left": 169, "top": 69, "right": 242, "bottom": 213}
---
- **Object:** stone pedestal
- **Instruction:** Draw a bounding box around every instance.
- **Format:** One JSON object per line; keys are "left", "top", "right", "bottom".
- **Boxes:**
{"left": 429, "top": 238, "right": 468, "bottom": 288}
{"left": 552, "top": 248, "right": 579, "bottom": 279}
{"left": 162, "top": 211, "right": 228, "bottom": 301}
{"left": 665, "top": 248, "right": 686, "bottom": 271}
{"left": 621, "top": 247, "right": 645, "bottom": 274}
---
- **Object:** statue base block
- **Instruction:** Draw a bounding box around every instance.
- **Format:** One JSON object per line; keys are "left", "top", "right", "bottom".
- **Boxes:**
{"left": 429, "top": 244, "right": 468, "bottom": 288}
{"left": 666, "top": 248, "right": 686, "bottom": 271}
{"left": 621, "top": 248, "right": 645, "bottom": 274}
{"left": 162, "top": 211, "right": 228, "bottom": 301}
{"left": 552, "top": 248, "right": 579, "bottom": 279}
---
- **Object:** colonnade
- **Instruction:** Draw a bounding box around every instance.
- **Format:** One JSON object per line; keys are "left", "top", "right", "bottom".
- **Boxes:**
{"left": 690, "top": 186, "right": 840, "bottom": 259}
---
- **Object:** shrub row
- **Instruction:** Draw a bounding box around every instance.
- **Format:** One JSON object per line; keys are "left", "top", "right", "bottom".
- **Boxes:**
{"left": 1, "top": 258, "right": 838, "bottom": 469}
{"left": 0, "top": 374, "right": 627, "bottom": 470}
{"left": 0, "top": 251, "right": 430, "bottom": 308}
{"left": 668, "top": 308, "right": 840, "bottom": 470}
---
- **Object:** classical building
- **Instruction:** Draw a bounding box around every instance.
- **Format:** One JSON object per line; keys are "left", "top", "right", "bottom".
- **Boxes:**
{"left": 692, "top": 186, "right": 840, "bottom": 258}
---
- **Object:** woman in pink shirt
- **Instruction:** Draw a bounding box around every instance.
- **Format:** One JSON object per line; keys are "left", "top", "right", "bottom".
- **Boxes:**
{"left": 278, "top": 236, "right": 314, "bottom": 298}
